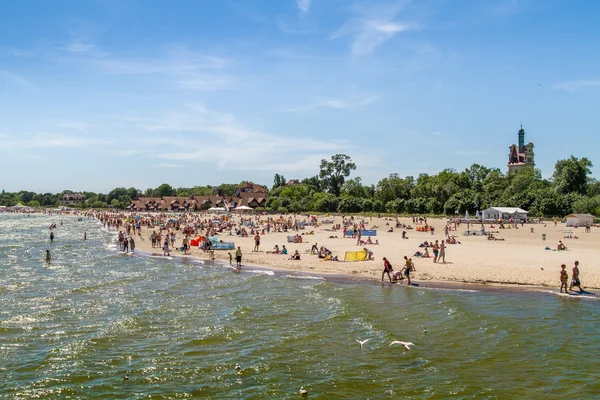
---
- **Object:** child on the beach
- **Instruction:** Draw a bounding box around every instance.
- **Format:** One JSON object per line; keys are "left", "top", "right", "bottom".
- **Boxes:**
{"left": 228, "top": 252, "right": 232, "bottom": 265}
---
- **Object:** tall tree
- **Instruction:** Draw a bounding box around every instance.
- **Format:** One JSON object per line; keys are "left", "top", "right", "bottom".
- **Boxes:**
{"left": 552, "top": 156, "right": 593, "bottom": 195}
{"left": 273, "top": 173, "right": 287, "bottom": 190}
{"left": 156, "top": 183, "right": 176, "bottom": 197}
{"left": 319, "top": 154, "right": 356, "bottom": 197}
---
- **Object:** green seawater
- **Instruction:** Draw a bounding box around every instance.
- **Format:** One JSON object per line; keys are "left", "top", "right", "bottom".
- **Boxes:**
{"left": 1, "top": 213, "right": 599, "bottom": 399}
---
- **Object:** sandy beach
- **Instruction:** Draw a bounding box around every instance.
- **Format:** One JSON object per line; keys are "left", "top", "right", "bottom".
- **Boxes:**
{"left": 123, "top": 214, "right": 599, "bottom": 290}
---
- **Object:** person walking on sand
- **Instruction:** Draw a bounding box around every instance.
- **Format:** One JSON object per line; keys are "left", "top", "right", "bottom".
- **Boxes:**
{"left": 560, "top": 264, "right": 569, "bottom": 293}
{"left": 432, "top": 240, "right": 440, "bottom": 263}
{"left": 45, "top": 249, "right": 51, "bottom": 264}
{"left": 182, "top": 236, "right": 190, "bottom": 255}
{"left": 569, "top": 261, "right": 583, "bottom": 293}
{"left": 381, "top": 257, "right": 393, "bottom": 283}
{"left": 236, "top": 247, "right": 242, "bottom": 270}
{"left": 253, "top": 233, "right": 260, "bottom": 252}
{"left": 163, "top": 239, "right": 170, "bottom": 256}
{"left": 439, "top": 240, "right": 446, "bottom": 263}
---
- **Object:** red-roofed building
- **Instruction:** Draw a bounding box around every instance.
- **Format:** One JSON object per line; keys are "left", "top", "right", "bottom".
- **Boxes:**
{"left": 507, "top": 125, "right": 535, "bottom": 174}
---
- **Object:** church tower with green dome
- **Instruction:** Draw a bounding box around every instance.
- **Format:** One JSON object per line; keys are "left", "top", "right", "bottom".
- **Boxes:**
{"left": 508, "top": 125, "right": 535, "bottom": 174}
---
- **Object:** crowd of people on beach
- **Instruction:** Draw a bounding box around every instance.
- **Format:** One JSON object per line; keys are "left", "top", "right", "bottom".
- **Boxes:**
{"left": 22, "top": 208, "right": 591, "bottom": 295}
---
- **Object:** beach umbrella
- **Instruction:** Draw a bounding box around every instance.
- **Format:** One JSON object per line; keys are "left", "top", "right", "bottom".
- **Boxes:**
{"left": 475, "top": 210, "right": 480, "bottom": 219}
{"left": 465, "top": 210, "right": 470, "bottom": 220}
{"left": 482, "top": 210, "right": 486, "bottom": 223}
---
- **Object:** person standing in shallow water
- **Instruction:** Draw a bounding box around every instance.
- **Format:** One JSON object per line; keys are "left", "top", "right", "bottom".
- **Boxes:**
{"left": 569, "top": 261, "right": 583, "bottom": 293}
{"left": 236, "top": 247, "right": 243, "bottom": 270}
{"left": 45, "top": 249, "right": 51, "bottom": 264}
{"left": 50, "top": 231, "right": 54, "bottom": 242}
{"left": 560, "top": 264, "right": 569, "bottom": 293}
{"left": 381, "top": 257, "right": 393, "bottom": 283}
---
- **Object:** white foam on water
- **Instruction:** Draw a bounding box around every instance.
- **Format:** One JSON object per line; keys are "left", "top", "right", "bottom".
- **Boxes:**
{"left": 284, "top": 275, "right": 325, "bottom": 281}
{"left": 541, "top": 290, "right": 598, "bottom": 300}
{"left": 411, "top": 286, "right": 479, "bottom": 293}
{"left": 245, "top": 269, "right": 275, "bottom": 276}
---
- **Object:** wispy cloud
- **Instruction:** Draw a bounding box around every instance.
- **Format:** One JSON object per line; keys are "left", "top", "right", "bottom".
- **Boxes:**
{"left": 92, "top": 54, "right": 227, "bottom": 75}
{"left": 432, "top": 131, "right": 441, "bottom": 136}
{"left": 61, "top": 40, "right": 96, "bottom": 53}
{"left": 286, "top": 95, "right": 378, "bottom": 111}
{"left": 553, "top": 80, "right": 600, "bottom": 92}
{"left": 0, "top": 70, "right": 34, "bottom": 87}
{"left": 157, "top": 163, "right": 182, "bottom": 168}
{"left": 331, "top": 1, "right": 417, "bottom": 56}
{"left": 296, "top": 0, "right": 313, "bottom": 14}
{"left": 332, "top": 19, "right": 415, "bottom": 56}
{"left": 55, "top": 121, "right": 94, "bottom": 133}
{"left": 0, "top": 132, "right": 113, "bottom": 150}
{"left": 131, "top": 104, "right": 348, "bottom": 172}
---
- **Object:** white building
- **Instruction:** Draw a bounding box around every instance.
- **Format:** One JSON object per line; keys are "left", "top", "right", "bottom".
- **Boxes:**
{"left": 483, "top": 207, "right": 528, "bottom": 221}
{"left": 565, "top": 214, "right": 594, "bottom": 227}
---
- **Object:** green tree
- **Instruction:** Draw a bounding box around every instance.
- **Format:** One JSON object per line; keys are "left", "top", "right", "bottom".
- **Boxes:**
{"left": 338, "top": 197, "right": 363, "bottom": 213}
{"left": 156, "top": 183, "right": 176, "bottom": 197}
{"left": 319, "top": 154, "right": 356, "bottom": 197}
{"left": 375, "top": 174, "right": 414, "bottom": 204}
{"left": 552, "top": 156, "right": 593, "bottom": 195}
{"left": 341, "top": 177, "right": 370, "bottom": 198}
{"left": 273, "top": 174, "right": 287, "bottom": 189}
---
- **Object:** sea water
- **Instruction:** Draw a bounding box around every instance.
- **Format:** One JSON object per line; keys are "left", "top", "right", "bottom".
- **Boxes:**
{"left": 1, "top": 214, "right": 600, "bottom": 399}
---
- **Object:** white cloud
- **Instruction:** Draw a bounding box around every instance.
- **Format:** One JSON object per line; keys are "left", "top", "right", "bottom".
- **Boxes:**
{"left": 0, "top": 132, "right": 113, "bottom": 150}
{"left": 92, "top": 54, "right": 226, "bottom": 75}
{"left": 553, "top": 80, "right": 600, "bottom": 92}
{"left": 432, "top": 131, "right": 441, "bottom": 136}
{"left": 296, "top": 0, "right": 313, "bottom": 14}
{"left": 62, "top": 41, "right": 96, "bottom": 53}
{"left": 287, "top": 95, "right": 378, "bottom": 111}
{"left": 132, "top": 104, "right": 348, "bottom": 172}
{"left": 157, "top": 163, "right": 182, "bottom": 168}
{"left": 0, "top": 70, "right": 33, "bottom": 87}
{"left": 332, "top": 19, "right": 415, "bottom": 56}
{"left": 55, "top": 121, "right": 94, "bottom": 133}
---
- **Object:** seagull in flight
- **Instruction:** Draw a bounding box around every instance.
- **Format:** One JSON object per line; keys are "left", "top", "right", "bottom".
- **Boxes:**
{"left": 356, "top": 339, "right": 371, "bottom": 348}
{"left": 389, "top": 341, "right": 415, "bottom": 350}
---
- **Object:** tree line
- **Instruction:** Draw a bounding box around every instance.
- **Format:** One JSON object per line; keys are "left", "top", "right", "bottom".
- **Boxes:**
{"left": 1, "top": 154, "right": 598, "bottom": 217}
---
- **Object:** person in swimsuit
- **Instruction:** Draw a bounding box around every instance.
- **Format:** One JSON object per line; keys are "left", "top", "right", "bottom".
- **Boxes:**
{"left": 560, "top": 264, "right": 568, "bottom": 293}
{"left": 45, "top": 249, "right": 51, "bottom": 264}
{"left": 381, "top": 257, "right": 393, "bottom": 283}
{"left": 253, "top": 233, "right": 260, "bottom": 252}
{"left": 432, "top": 240, "right": 439, "bottom": 263}
{"left": 236, "top": 247, "right": 242, "bottom": 270}
{"left": 402, "top": 256, "right": 413, "bottom": 285}
{"left": 569, "top": 261, "right": 582, "bottom": 293}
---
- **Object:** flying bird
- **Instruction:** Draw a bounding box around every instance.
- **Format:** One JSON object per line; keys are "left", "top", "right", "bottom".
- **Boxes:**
{"left": 123, "top": 374, "right": 130, "bottom": 380}
{"left": 356, "top": 339, "right": 371, "bottom": 348}
{"left": 235, "top": 364, "right": 242, "bottom": 371}
{"left": 389, "top": 341, "right": 415, "bottom": 350}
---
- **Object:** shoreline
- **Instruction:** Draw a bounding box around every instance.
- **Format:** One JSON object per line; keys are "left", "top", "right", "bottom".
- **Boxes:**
{"left": 133, "top": 246, "right": 596, "bottom": 299}
{"left": 72, "top": 212, "right": 600, "bottom": 295}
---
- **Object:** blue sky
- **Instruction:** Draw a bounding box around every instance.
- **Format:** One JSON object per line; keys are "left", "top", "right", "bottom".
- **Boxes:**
{"left": 1, "top": 0, "right": 599, "bottom": 193}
